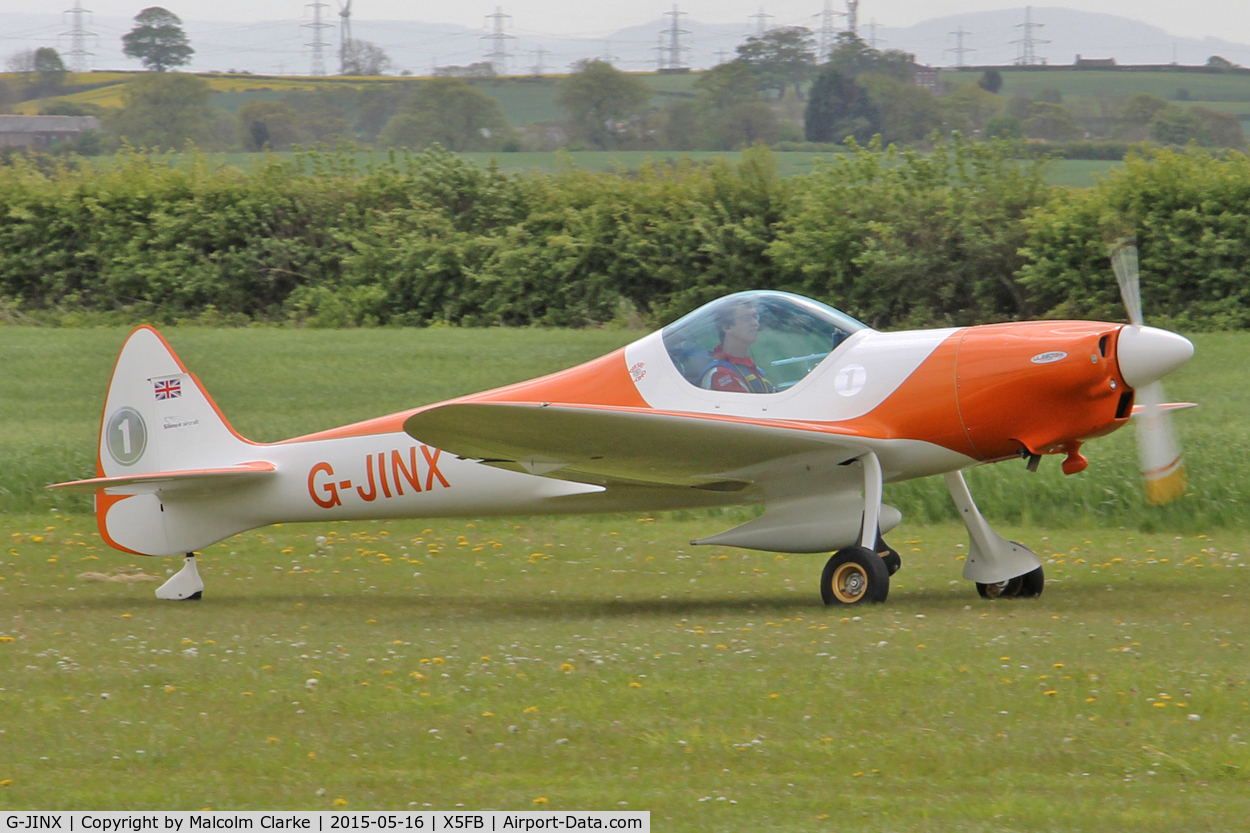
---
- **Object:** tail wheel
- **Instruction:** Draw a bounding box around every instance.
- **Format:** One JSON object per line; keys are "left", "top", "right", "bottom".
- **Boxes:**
{"left": 821, "top": 547, "right": 890, "bottom": 606}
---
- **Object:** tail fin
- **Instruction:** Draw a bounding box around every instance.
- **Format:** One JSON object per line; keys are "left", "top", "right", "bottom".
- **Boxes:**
{"left": 55, "top": 327, "right": 275, "bottom": 556}
{"left": 97, "top": 326, "right": 255, "bottom": 478}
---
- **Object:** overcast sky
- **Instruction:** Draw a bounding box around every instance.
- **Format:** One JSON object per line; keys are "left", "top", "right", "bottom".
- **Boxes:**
{"left": 9, "top": 1, "right": 1249, "bottom": 43}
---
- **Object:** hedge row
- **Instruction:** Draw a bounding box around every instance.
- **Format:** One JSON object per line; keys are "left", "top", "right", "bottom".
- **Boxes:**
{"left": 1, "top": 140, "right": 1247, "bottom": 330}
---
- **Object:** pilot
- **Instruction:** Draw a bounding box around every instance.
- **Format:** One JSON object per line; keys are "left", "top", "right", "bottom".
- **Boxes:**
{"left": 699, "top": 301, "right": 777, "bottom": 393}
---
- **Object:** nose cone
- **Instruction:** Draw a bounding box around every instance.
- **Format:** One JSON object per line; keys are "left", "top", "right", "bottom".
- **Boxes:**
{"left": 1117, "top": 326, "right": 1194, "bottom": 389}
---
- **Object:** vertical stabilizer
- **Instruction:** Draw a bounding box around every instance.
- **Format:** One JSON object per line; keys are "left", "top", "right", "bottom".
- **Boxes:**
{"left": 94, "top": 327, "right": 267, "bottom": 555}
{"left": 98, "top": 327, "right": 254, "bottom": 478}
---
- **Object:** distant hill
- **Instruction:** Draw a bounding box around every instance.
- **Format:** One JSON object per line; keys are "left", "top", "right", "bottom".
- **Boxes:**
{"left": 875, "top": 7, "right": 1250, "bottom": 68}
{"left": 3, "top": 6, "right": 1250, "bottom": 76}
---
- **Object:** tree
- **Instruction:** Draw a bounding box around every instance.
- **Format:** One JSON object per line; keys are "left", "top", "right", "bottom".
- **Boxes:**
{"left": 941, "top": 83, "right": 1002, "bottom": 132}
{"left": 1022, "top": 102, "right": 1081, "bottom": 141}
{"left": 735, "top": 26, "right": 817, "bottom": 99}
{"left": 122, "top": 7, "right": 193, "bottom": 71}
{"left": 554, "top": 60, "right": 651, "bottom": 149}
{"left": 378, "top": 78, "right": 508, "bottom": 152}
{"left": 6, "top": 47, "right": 67, "bottom": 97}
{"left": 804, "top": 67, "right": 879, "bottom": 143}
{"left": 824, "top": 32, "right": 913, "bottom": 82}
{"left": 341, "top": 40, "right": 391, "bottom": 76}
{"left": 860, "top": 74, "right": 942, "bottom": 145}
{"left": 106, "top": 72, "right": 222, "bottom": 149}
{"left": 692, "top": 61, "right": 760, "bottom": 110}
{"left": 977, "top": 69, "right": 1003, "bottom": 94}
{"left": 238, "top": 100, "right": 306, "bottom": 151}
{"left": 1122, "top": 93, "right": 1168, "bottom": 126}
{"left": 1206, "top": 55, "right": 1236, "bottom": 70}
{"left": 983, "top": 114, "right": 1022, "bottom": 139}
{"left": 711, "top": 101, "right": 779, "bottom": 148}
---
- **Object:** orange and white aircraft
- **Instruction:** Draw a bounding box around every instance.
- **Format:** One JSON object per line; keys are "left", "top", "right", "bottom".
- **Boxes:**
{"left": 51, "top": 240, "right": 1194, "bottom": 606}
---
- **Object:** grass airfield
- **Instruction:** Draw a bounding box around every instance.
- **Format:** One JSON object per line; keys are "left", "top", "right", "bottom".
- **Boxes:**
{"left": 0, "top": 325, "right": 1247, "bottom": 827}
{"left": 1, "top": 512, "right": 1248, "bottom": 828}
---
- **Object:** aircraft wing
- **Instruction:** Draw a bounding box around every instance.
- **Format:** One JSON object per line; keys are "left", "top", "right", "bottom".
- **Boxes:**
{"left": 402, "top": 402, "right": 870, "bottom": 490}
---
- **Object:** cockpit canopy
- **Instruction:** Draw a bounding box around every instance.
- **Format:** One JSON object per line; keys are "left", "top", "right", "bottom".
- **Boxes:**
{"left": 662, "top": 291, "right": 868, "bottom": 393}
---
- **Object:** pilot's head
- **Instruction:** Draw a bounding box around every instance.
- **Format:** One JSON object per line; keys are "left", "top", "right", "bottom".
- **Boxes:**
{"left": 716, "top": 301, "right": 762, "bottom": 350}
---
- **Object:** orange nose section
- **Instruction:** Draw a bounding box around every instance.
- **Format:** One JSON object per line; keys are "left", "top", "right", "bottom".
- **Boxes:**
{"left": 955, "top": 322, "right": 1131, "bottom": 462}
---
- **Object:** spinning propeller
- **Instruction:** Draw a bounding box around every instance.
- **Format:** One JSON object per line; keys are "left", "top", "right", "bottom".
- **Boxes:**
{"left": 1109, "top": 238, "right": 1194, "bottom": 504}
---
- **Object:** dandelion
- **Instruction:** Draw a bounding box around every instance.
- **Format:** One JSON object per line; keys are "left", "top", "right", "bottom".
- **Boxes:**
{"left": 629, "top": 682, "right": 641, "bottom": 689}
{"left": 0, "top": 636, "right": 14, "bottom": 643}
{"left": 164, "top": 685, "right": 176, "bottom": 693}
{"left": 308, "top": 752, "right": 317, "bottom": 759}
{"left": 560, "top": 663, "right": 573, "bottom": 673}
{"left": 266, "top": 737, "right": 279, "bottom": 745}
{"left": 768, "top": 693, "right": 779, "bottom": 699}
{"left": 1053, "top": 663, "right": 1065, "bottom": 668}
{"left": 366, "top": 619, "right": 377, "bottom": 624}
{"left": 121, "top": 614, "right": 132, "bottom": 619}
{"left": 482, "top": 712, "right": 494, "bottom": 717}
{"left": 524, "top": 706, "right": 539, "bottom": 713}
{"left": 533, "top": 797, "right": 549, "bottom": 805}
{"left": 333, "top": 799, "right": 347, "bottom": 807}
{"left": 1043, "top": 690, "right": 1058, "bottom": 697}
{"left": 409, "top": 672, "right": 425, "bottom": 680}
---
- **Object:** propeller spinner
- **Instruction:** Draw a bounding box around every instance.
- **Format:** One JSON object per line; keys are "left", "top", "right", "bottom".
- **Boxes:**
{"left": 1109, "top": 238, "right": 1194, "bottom": 504}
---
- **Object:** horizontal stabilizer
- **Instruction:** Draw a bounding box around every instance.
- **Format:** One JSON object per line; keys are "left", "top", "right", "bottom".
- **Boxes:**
{"left": 49, "top": 461, "right": 277, "bottom": 495}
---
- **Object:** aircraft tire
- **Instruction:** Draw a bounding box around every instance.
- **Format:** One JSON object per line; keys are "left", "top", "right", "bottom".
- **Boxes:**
{"left": 821, "top": 547, "right": 890, "bottom": 606}
{"left": 976, "top": 561, "right": 1044, "bottom": 600}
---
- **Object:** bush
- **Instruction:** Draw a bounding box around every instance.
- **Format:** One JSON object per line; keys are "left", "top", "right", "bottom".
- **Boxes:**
{"left": 0, "top": 140, "right": 1247, "bottom": 332}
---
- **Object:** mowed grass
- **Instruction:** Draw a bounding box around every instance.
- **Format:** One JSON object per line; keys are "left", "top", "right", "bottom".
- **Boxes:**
{"left": 1, "top": 511, "right": 1249, "bottom": 828}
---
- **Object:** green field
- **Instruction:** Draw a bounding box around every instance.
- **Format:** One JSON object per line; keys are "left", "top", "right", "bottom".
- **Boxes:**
{"left": 943, "top": 68, "right": 1250, "bottom": 102}
{"left": 2, "top": 326, "right": 1247, "bottom": 824}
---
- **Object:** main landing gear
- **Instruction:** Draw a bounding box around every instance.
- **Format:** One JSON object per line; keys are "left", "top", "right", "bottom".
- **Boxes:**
{"left": 155, "top": 553, "right": 204, "bottom": 600}
{"left": 820, "top": 452, "right": 900, "bottom": 606}
{"left": 818, "top": 458, "right": 1044, "bottom": 606}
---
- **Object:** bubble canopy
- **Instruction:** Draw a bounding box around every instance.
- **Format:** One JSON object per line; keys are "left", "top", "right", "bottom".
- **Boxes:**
{"left": 661, "top": 291, "right": 868, "bottom": 393}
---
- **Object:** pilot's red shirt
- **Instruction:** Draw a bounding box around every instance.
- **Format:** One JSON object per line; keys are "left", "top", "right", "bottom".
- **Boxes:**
{"left": 703, "top": 346, "right": 773, "bottom": 393}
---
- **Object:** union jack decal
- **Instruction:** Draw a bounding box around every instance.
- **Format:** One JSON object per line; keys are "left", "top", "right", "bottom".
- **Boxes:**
{"left": 154, "top": 378, "right": 181, "bottom": 400}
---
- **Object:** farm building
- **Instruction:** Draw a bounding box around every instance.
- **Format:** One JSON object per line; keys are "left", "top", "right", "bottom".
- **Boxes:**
{"left": 0, "top": 115, "right": 100, "bottom": 148}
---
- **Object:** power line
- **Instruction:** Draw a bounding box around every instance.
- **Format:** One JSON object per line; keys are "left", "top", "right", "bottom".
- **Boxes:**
{"left": 845, "top": 0, "right": 859, "bottom": 37}
{"left": 659, "top": 4, "right": 690, "bottom": 71}
{"left": 303, "top": 1, "right": 333, "bottom": 75}
{"left": 946, "top": 26, "right": 973, "bottom": 68}
{"left": 482, "top": 6, "right": 514, "bottom": 74}
{"left": 337, "top": 0, "right": 352, "bottom": 75}
{"left": 61, "top": 0, "right": 95, "bottom": 73}
{"left": 749, "top": 7, "right": 773, "bottom": 37}
{"left": 528, "top": 44, "right": 549, "bottom": 75}
{"left": 817, "top": 0, "right": 843, "bottom": 62}
{"left": 1012, "top": 6, "right": 1049, "bottom": 66}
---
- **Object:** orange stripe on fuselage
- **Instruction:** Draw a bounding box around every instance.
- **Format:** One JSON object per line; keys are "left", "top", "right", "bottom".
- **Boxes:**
{"left": 849, "top": 331, "right": 976, "bottom": 457}
{"left": 284, "top": 348, "right": 648, "bottom": 444}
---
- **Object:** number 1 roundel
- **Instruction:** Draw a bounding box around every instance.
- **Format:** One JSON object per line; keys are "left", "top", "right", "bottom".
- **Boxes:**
{"left": 105, "top": 407, "right": 148, "bottom": 466}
